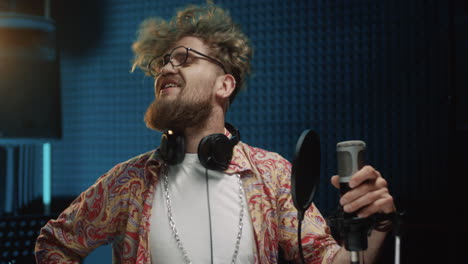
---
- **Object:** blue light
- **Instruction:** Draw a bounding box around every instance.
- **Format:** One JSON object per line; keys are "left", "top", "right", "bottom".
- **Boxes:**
{"left": 5, "top": 146, "right": 14, "bottom": 213}
{"left": 43, "top": 143, "right": 51, "bottom": 209}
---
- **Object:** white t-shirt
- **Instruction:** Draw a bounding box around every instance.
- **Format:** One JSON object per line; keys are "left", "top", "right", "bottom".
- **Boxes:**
{"left": 149, "top": 153, "right": 255, "bottom": 264}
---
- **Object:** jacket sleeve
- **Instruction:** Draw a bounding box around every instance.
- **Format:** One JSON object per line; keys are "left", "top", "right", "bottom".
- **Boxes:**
{"left": 276, "top": 158, "right": 341, "bottom": 264}
{"left": 35, "top": 162, "right": 131, "bottom": 263}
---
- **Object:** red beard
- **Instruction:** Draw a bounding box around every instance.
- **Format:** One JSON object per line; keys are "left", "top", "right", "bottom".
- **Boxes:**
{"left": 144, "top": 91, "right": 213, "bottom": 132}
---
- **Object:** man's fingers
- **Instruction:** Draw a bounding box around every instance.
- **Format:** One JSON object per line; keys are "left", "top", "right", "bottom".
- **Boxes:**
{"left": 332, "top": 164, "right": 395, "bottom": 218}
{"left": 349, "top": 165, "right": 381, "bottom": 188}
{"left": 340, "top": 183, "right": 375, "bottom": 205}
{"left": 342, "top": 188, "right": 392, "bottom": 216}
{"left": 356, "top": 194, "right": 395, "bottom": 218}
{"left": 331, "top": 175, "right": 340, "bottom": 189}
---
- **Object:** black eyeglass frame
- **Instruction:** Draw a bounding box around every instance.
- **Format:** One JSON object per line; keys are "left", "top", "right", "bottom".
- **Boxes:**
{"left": 147, "top": 46, "right": 226, "bottom": 77}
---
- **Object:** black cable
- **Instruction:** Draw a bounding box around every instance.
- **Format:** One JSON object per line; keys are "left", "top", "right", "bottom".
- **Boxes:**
{"left": 205, "top": 167, "right": 214, "bottom": 264}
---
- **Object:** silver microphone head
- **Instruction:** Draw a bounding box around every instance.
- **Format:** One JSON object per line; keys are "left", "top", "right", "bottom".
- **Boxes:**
{"left": 337, "top": 140, "right": 366, "bottom": 184}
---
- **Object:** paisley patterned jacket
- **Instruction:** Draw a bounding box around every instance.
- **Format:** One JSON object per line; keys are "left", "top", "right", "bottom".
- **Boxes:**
{"left": 35, "top": 141, "right": 340, "bottom": 264}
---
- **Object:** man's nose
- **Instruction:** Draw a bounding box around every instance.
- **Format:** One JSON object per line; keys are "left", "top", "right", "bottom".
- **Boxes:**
{"left": 160, "top": 61, "right": 178, "bottom": 75}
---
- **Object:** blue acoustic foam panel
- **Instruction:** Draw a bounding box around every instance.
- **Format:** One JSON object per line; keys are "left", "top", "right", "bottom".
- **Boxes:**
{"left": 50, "top": 0, "right": 450, "bottom": 215}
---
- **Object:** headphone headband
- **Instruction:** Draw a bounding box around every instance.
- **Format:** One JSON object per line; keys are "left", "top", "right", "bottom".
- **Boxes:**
{"left": 224, "top": 122, "right": 240, "bottom": 145}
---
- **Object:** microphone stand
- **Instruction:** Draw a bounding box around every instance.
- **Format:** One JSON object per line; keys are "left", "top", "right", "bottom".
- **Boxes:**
{"left": 342, "top": 216, "right": 370, "bottom": 264}
{"left": 328, "top": 208, "right": 371, "bottom": 264}
{"left": 328, "top": 209, "right": 403, "bottom": 264}
{"left": 393, "top": 211, "right": 404, "bottom": 264}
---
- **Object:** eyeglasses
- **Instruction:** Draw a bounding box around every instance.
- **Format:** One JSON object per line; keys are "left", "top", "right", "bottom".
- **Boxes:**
{"left": 147, "top": 46, "right": 226, "bottom": 77}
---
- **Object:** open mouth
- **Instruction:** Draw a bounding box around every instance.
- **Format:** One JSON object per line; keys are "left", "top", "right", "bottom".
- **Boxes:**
{"left": 162, "top": 83, "right": 178, "bottom": 90}
{"left": 159, "top": 79, "right": 181, "bottom": 94}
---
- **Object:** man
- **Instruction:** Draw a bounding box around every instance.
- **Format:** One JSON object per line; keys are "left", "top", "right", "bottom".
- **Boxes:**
{"left": 36, "top": 4, "right": 395, "bottom": 264}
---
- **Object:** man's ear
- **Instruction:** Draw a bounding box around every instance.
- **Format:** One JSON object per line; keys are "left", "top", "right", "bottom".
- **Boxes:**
{"left": 215, "top": 74, "right": 236, "bottom": 100}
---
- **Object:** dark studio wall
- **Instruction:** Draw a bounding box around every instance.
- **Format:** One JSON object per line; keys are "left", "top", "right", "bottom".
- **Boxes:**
{"left": 2, "top": 0, "right": 466, "bottom": 263}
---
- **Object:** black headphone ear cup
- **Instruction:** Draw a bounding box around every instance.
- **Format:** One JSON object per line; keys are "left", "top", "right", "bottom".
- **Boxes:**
{"left": 160, "top": 131, "right": 185, "bottom": 165}
{"left": 198, "top": 134, "right": 233, "bottom": 171}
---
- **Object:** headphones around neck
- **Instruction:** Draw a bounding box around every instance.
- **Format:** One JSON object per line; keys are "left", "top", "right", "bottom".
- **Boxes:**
{"left": 159, "top": 123, "right": 240, "bottom": 171}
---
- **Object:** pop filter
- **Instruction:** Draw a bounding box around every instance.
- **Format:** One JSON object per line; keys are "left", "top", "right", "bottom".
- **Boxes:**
{"left": 291, "top": 129, "right": 321, "bottom": 219}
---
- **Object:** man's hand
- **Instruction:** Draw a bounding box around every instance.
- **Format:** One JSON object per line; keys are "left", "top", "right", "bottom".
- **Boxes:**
{"left": 331, "top": 165, "right": 395, "bottom": 218}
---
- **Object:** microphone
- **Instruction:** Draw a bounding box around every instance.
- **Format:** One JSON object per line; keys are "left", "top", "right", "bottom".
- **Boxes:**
{"left": 336, "top": 140, "right": 368, "bottom": 262}
{"left": 337, "top": 140, "right": 366, "bottom": 197}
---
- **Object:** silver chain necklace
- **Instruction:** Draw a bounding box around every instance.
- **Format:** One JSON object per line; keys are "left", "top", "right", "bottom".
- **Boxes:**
{"left": 162, "top": 166, "right": 245, "bottom": 264}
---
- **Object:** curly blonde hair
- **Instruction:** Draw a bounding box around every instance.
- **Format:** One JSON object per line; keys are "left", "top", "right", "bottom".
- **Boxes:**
{"left": 131, "top": 3, "right": 252, "bottom": 103}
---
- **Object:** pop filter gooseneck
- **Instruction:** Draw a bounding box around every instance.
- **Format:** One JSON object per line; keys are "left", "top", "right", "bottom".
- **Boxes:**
{"left": 291, "top": 129, "right": 321, "bottom": 264}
